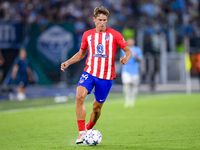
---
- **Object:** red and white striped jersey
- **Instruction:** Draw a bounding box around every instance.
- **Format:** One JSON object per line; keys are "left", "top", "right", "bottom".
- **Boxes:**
{"left": 81, "top": 27, "right": 127, "bottom": 80}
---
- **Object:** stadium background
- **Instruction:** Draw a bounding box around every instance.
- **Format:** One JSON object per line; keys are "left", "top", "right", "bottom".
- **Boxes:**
{"left": 0, "top": 0, "right": 200, "bottom": 99}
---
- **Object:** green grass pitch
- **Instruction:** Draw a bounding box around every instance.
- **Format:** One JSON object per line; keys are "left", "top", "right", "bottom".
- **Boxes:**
{"left": 0, "top": 93, "right": 200, "bottom": 150}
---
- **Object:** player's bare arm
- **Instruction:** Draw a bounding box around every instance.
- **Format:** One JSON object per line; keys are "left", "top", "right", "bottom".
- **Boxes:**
{"left": 26, "top": 66, "right": 34, "bottom": 82}
{"left": 61, "top": 49, "right": 87, "bottom": 72}
{"left": 11, "top": 65, "right": 19, "bottom": 79}
{"left": 120, "top": 46, "right": 132, "bottom": 65}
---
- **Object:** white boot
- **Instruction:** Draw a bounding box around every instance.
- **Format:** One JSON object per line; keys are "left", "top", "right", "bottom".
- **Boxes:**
{"left": 75, "top": 131, "right": 86, "bottom": 144}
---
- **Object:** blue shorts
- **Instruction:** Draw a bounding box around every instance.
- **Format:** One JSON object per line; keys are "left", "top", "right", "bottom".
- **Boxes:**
{"left": 19, "top": 76, "right": 29, "bottom": 87}
{"left": 77, "top": 72, "right": 112, "bottom": 103}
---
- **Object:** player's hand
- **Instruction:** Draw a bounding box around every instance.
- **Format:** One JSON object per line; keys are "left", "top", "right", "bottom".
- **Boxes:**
{"left": 120, "top": 57, "right": 128, "bottom": 65}
{"left": 29, "top": 76, "right": 34, "bottom": 83}
{"left": 61, "top": 61, "right": 69, "bottom": 72}
{"left": 133, "top": 53, "right": 137, "bottom": 59}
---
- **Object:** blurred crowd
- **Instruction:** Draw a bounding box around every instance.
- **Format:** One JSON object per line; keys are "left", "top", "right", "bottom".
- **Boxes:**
{"left": 0, "top": 0, "right": 199, "bottom": 38}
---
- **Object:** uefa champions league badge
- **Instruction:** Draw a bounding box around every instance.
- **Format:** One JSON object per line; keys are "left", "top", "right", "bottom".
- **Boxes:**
{"left": 93, "top": 44, "right": 108, "bottom": 58}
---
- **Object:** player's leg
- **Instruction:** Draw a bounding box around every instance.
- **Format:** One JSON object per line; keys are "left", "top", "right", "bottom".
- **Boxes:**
{"left": 76, "top": 85, "right": 88, "bottom": 125}
{"left": 123, "top": 83, "right": 131, "bottom": 107}
{"left": 75, "top": 72, "right": 94, "bottom": 144}
{"left": 91, "top": 100, "right": 104, "bottom": 122}
{"left": 17, "top": 86, "right": 25, "bottom": 101}
{"left": 75, "top": 86, "right": 88, "bottom": 144}
{"left": 86, "top": 100, "right": 103, "bottom": 130}
{"left": 122, "top": 72, "right": 132, "bottom": 108}
{"left": 130, "top": 75, "right": 139, "bottom": 107}
{"left": 86, "top": 77, "right": 112, "bottom": 130}
{"left": 17, "top": 81, "right": 27, "bottom": 101}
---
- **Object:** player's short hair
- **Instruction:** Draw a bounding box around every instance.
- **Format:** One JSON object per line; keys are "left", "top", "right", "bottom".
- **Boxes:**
{"left": 94, "top": 6, "right": 109, "bottom": 18}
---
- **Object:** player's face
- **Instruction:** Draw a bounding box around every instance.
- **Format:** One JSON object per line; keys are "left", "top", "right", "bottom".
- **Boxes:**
{"left": 93, "top": 14, "right": 107, "bottom": 32}
{"left": 127, "top": 38, "right": 135, "bottom": 47}
{"left": 19, "top": 50, "right": 27, "bottom": 60}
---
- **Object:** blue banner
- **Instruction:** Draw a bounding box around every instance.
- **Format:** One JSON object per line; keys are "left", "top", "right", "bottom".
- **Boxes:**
{"left": 0, "top": 21, "right": 23, "bottom": 49}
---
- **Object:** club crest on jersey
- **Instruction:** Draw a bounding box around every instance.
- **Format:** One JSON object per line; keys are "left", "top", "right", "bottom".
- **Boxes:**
{"left": 105, "top": 35, "right": 110, "bottom": 41}
{"left": 93, "top": 44, "right": 108, "bottom": 58}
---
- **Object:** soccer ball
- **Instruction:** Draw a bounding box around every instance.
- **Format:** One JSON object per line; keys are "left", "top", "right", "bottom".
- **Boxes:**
{"left": 85, "top": 129, "right": 102, "bottom": 146}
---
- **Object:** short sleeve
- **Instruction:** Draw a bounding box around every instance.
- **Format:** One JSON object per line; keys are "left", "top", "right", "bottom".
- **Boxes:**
{"left": 137, "top": 47, "right": 143, "bottom": 59}
{"left": 116, "top": 32, "right": 127, "bottom": 49}
{"left": 80, "top": 32, "right": 88, "bottom": 50}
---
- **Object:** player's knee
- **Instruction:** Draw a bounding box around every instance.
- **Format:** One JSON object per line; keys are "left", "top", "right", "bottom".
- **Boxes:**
{"left": 93, "top": 105, "right": 101, "bottom": 114}
{"left": 76, "top": 93, "right": 85, "bottom": 104}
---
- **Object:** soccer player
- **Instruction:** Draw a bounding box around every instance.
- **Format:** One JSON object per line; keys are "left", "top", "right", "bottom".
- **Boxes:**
{"left": 61, "top": 6, "right": 132, "bottom": 144}
{"left": 121, "top": 37, "right": 143, "bottom": 108}
{"left": 11, "top": 48, "right": 34, "bottom": 101}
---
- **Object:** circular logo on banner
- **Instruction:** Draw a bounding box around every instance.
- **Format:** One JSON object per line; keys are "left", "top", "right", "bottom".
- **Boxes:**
{"left": 97, "top": 44, "right": 103, "bottom": 54}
